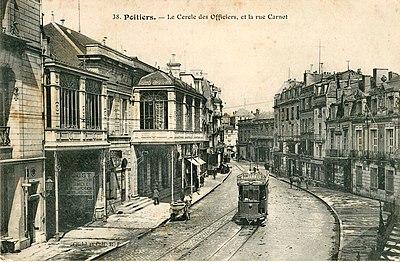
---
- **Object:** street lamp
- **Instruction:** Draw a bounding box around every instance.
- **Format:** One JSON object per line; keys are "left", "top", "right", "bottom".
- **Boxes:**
{"left": 365, "top": 112, "right": 370, "bottom": 159}
{"left": 45, "top": 178, "right": 54, "bottom": 197}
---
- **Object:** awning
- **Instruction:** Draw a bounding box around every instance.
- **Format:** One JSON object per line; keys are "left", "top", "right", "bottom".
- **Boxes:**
{"left": 194, "top": 157, "right": 206, "bottom": 165}
{"left": 187, "top": 158, "right": 200, "bottom": 166}
{"left": 186, "top": 157, "right": 206, "bottom": 166}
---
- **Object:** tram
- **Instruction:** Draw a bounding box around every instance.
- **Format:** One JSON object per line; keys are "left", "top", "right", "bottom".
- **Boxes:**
{"left": 236, "top": 168, "right": 269, "bottom": 225}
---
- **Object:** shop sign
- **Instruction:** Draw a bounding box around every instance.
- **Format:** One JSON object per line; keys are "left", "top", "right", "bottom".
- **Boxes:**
{"left": 67, "top": 172, "right": 95, "bottom": 196}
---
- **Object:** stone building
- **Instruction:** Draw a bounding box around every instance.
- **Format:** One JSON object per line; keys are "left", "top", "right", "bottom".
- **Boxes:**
{"left": 42, "top": 22, "right": 156, "bottom": 238}
{"left": 327, "top": 68, "right": 400, "bottom": 204}
{"left": 273, "top": 79, "right": 302, "bottom": 177}
{"left": 274, "top": 66, "right": 400, "bottom": 209}
{"left": 132, "top": 69, "right": 208, "bottom": 200}
{"left": 237, "top": 110, "right": 274, "bottom": 168}
{"left": 0, "top": 0, "right": 44, "bottom": 251}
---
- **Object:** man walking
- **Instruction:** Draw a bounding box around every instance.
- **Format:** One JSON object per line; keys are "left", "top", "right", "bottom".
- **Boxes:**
{"left": 153, "top": 187, "right": 160, "bottom": 205}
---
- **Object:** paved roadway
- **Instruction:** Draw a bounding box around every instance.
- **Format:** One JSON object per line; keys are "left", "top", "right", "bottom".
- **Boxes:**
{"left": 99, "top": 161, "right": 338, "bottom": 261}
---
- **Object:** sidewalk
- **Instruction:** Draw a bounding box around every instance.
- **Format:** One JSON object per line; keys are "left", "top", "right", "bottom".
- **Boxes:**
{"left": 3, "top": 171, "right": 231, "bottom": 261}
{"left": 272, "top": 174, "right": 383, "bottom": 261}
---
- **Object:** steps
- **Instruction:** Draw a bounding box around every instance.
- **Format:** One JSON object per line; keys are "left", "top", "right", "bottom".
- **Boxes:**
{"left": 380, "top": 222, "right": 400, "bottom": 261}
{"left": 116, "top": 197, "right": 153, "bottom": 214}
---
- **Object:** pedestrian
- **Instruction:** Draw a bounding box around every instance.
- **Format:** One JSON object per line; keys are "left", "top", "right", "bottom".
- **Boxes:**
{"left": 200, "top": 175, "right": 204, "bottom": 187}
{"left": 152, "top": 187, "right": 160, "bottom": 205}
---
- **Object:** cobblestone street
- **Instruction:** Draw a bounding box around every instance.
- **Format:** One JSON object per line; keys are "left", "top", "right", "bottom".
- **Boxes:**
{"left": 99, "top": 162, "right": 337, "bottom": 261}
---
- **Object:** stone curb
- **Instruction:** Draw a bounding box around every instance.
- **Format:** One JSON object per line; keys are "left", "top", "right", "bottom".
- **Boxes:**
{"left": 86, "top": 240, "right": 129, "bottom": 261}
{"left": 270, "top": 174, "right": 343, "bottom": 260}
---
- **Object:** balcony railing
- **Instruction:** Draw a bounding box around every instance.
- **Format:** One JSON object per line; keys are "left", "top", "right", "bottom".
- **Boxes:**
{"left": 132, "top": 130, "right": 207, "bottom": 143}
{"left": 45, "top": 129, "right": 107, "bottom": 143}
{"left": 314, "top": 134, "right": 325, "bottom": 142}
{"left": 0, "top": 126, "right": 10, "bottom": 146}
{"left": 349, "top": 150, "right": 398, "bottom": 160}
{"left": 326, "top": 149, "right": 350, "bottom": 157}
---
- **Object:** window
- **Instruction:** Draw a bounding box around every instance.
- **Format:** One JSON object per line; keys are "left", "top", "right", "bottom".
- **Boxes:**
{"left": 343, "top": 129, "right": 348, "bottom": 151}
{"left": 386, "top": 170, "right": 394, "bottom": 193}
{"left": 371, "top": 99, "right": 377, "bottom": 115}
{"left": 388, "top": 96, "right": 394, "bottom": 113}
{"left": 371, "top": 129, "right": 378, "bottom": 152}
{"left": 286, "top": 107, "right": 289, "bottom": 121}
{"left": 60, "top": 72, "right": 80, "bottom": 128}
{"left": 356, "top": 130, "right": 363, "bottom": 151}
{"left": 0, "top": 67, "right": 13, "bottom": 127}
{"left": 356, "top": 165, "right": 362, "bottom": 186}
{"left": 194, "top": 99, "right": 200, "bottom": 131}
{"left": 140, "top": 91, "right": 168, "bottom": 130}
{"left": 186, "top": 96, "right": 193, "bottom": 131}
{"left": 386, "top": 129, "right": 394, "bottom": 153}
{"left": 378, "top": 166, "right": 385, "bottom": 190}
{"left": 370, "top": 167, "right": 378, "bottom": 189}
{"left": 85, "top": 79, "right": 102, "bottom": 129}
{"left": 176, "top": 93, "right": 183, "bottom": 130}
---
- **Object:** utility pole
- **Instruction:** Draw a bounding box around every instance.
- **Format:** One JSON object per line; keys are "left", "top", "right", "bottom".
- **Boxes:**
{"left": 78, "top": 0, "right": 81, "bottom": 32}
{"left": 318, "top": 40, "right": 324, "bottom": 74}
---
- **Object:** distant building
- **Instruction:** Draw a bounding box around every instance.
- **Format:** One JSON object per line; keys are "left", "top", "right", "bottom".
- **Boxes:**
{"left": 273, "top": 66, "right": 400, "bottom": 210}
{"left": 273, "top": 79, "right": 302, "bottom": 176}
{"left": 237, "top": 109, "right": 274, "bottom": 168}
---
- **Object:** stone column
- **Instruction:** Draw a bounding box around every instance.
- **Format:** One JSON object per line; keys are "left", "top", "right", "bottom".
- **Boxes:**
{"left": 168, "top": 91, "right": 176, "bottom": 130}
{"left": 132, "top": 91, "right": 141, "bottom": 130}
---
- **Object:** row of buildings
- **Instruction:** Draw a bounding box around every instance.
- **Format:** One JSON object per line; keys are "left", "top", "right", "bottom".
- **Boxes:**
{"left": 235, "top": 66, "right": 400, "bottom": 213}
{"left": 273, "top": 67, "right": 400, "bottom": 205}
{"left": 0, "top": 0, "right": 224, "bottom": 251}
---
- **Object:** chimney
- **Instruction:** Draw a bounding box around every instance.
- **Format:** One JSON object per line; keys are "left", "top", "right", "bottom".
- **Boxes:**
{"left": 166, "top": 54, "right": 181, "bottom": 79}
{"left": 373, "top": 68, "right": 388, "bottom": 88}
{"left": 60, "top": 19, "right": 65, "bottom": 25}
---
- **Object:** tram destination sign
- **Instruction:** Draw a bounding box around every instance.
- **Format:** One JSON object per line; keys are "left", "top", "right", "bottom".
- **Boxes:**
{"left": 238, "top": 172, "right": 266, "bottom": 181}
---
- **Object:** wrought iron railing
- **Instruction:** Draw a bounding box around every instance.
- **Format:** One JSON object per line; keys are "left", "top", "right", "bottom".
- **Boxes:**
{"left": 0, "top": 126, "right": 10, "bottom": 146}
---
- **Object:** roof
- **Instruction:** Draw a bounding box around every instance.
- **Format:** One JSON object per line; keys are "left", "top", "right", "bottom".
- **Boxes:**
{"left": 254, "top": 111, "right": 274, "bottom": 120}
{"left": 44, "top": 23, "right": 84, "bottom": 66}
{"left": 276, "top": 79, "right": 303, "bottom": 94}
{"left": 137, "top": 70, "right": 200, "bottom": 94}
{"left": 234, "top": 108, "right": 254, "bottom": 118}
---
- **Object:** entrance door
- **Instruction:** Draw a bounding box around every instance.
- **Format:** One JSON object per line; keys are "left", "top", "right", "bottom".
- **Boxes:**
{"left": 27, "top": 195, "right": 39, "bottom": 243}
{"left": 27, "top": 181, "right": 40, "bottom": 243}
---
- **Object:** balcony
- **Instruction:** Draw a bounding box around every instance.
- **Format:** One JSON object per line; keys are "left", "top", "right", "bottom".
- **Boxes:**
{"left": 349, "top": 150, "right": 397, "bottom": 161}
{"left": 0, "top": 126, "right": 10, "bottom": 146}
{"left": 326, "top": 149, "right": 350, "bottom": 158}
{"left": 314, "top": 134, "right": 325, "bottom": 142}
{"left": 0, "top": 126, "right": 12, "bottom": 160}
{"left": 132, "top": 130, "right": 207, "bottom": 144}
{"left": 45, "top": 128, "right": 108, "bottom": 149}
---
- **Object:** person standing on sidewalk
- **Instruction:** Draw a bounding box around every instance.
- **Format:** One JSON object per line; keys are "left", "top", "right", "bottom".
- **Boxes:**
{"left": 153, "top": 187, "right": 160, "bottom": 205}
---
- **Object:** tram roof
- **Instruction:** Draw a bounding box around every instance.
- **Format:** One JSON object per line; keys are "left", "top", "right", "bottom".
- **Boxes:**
{"left": 237, "top": 171, "right": 269, "bottom": 185}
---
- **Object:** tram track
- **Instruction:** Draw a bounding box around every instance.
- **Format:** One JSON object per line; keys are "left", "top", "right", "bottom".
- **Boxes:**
{"left": 155, "top": 208, "right": 238, "bottom": 261}
{"left": 207, "top": 224, "right": 260, "bottom": 261}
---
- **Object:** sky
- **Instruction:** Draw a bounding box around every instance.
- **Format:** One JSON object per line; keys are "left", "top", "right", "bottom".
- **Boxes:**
{"left": 42, "top": 0, "right": 400, "bottom": 114}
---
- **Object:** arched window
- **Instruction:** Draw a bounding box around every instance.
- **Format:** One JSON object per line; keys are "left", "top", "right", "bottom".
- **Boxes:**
{"left": 0, "top": 67, "right": 14, "bottom": 146}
